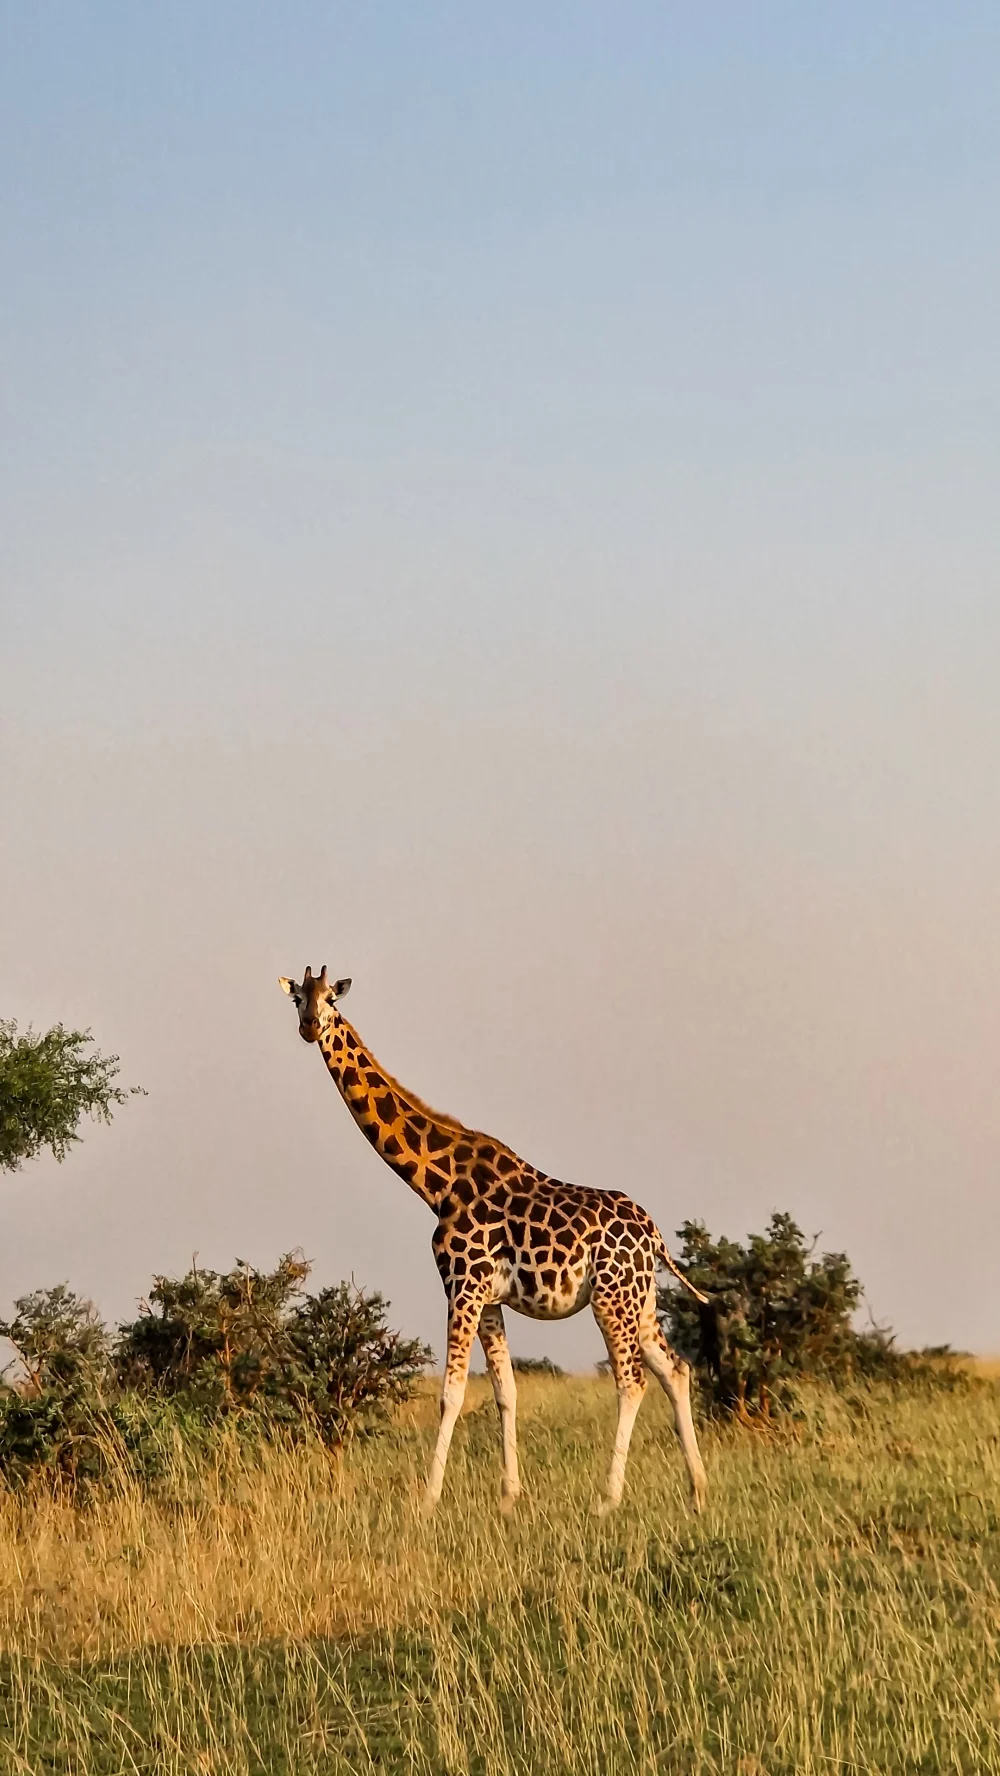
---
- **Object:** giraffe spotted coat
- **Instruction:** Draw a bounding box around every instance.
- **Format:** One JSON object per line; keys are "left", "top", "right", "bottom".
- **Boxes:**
{"left": 280, "top": 966, "right": 708, "bottom": 1514}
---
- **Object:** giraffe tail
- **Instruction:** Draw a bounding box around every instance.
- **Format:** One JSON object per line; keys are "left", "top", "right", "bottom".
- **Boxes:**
{"left": 656, "top": 1235, "right": 710, "bottom": 1305}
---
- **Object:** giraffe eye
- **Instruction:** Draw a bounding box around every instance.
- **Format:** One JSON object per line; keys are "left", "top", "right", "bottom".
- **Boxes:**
{"left": 326, "top": 993, "right": 336, "bottom": 1006}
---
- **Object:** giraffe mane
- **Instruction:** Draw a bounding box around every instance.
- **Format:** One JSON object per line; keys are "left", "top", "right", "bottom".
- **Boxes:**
{"left": 335, "top": 1014, "right": 522, "bottom": 1157}
{"left": 376, "top": 1068, "right": 471, "bottom": 1133}
{"left": 378, "top": 1071, "right": 525, "bottom": 1161}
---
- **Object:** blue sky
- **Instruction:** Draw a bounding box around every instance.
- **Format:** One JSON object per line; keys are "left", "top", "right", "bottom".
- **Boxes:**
{"left": 2, "top": 4, "right": 999, "bottom": 1363}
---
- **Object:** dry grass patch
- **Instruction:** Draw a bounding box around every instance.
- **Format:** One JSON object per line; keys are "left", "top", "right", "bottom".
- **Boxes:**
{"left": 0, "top": 1375, "right": 998, "bottom": 1773}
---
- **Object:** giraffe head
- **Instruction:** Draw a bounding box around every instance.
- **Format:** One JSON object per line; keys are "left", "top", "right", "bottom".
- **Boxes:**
{"left": 278, "top": 965, "right": 352, "bottom": 1041}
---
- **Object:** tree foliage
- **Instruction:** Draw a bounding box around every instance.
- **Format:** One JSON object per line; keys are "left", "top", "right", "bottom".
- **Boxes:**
{"left": 0, "top": 1257, "right": 432, "bottom": 1488}
{"left": 0, "top": 1283, "right": 111, "bottom": 1395}
{"left": 659, "top": 1211, "right": 962, "bottom": 1419}
{"left": 0, "top": 1285, "right": 118, "bottom": 1484}
{"left": 0, "top": 1257, "right": 431, "bottom": 1491}
{"left": 115, "top": 1254, "right": 312, "bottom": 1411}
{"left": 0, "top": 1021, "right": 141, "bottom": 1172}
{"left": 116, "top": 1255, "right": 433, "bottom": 1447}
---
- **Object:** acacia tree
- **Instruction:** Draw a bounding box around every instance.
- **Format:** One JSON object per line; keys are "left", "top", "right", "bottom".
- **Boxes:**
{"left": 0, "top": 1021, "right": 141, "bottom": 1172}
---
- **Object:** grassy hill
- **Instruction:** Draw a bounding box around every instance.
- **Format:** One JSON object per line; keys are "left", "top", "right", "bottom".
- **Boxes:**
{"left": 0, "top": 1372, "right": 998, "bottom": 1774}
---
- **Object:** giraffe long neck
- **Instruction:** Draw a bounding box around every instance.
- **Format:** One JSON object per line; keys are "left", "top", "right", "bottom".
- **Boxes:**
{"left": 317, "top": 1011, "right": 469, "bottom": 1210}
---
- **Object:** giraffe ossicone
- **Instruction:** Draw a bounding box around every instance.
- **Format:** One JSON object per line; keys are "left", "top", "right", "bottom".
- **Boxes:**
{"left": 279, "top": 967, "right": 709, "bottom": 1515}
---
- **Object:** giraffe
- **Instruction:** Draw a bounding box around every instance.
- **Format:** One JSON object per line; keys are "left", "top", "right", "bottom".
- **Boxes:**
{"left": 279, "top": 965, "right": 709, "bottom": 1515}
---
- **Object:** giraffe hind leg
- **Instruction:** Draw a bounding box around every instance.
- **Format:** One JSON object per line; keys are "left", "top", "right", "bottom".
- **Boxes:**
{"left": 478, "top": 1303, "right": 521, "bottom": 1513}
{"left": 639, "top": 1288, "right": 708, "bottom": 1512}
{"left": 591, "top": 1288, "right": 647, "bottom": 1513}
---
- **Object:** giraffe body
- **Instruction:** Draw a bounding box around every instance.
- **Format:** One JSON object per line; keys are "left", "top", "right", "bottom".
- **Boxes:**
{"left": 280, "top": 966, "right": 708, "bottom": 1515}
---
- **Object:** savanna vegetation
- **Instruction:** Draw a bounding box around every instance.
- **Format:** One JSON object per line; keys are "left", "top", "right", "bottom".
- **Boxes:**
{"left": 0, "top": 1371, "right": 997, "bottom": 1774}
{"left": 2, "top": 1026, "right": 996, "bottom": 1771}
{"left": 0, "top": 1215, "right": 992, "bottom": 1772}
{"left": 659, "top": 1211, "right": 965, "bottom": 1417}
{"left": 0, "top": 1259, "right": 431, "bottom": 1487}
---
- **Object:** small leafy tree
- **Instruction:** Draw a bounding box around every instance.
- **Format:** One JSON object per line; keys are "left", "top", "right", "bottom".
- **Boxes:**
{"left": 281, "top": 1282, "right": 435, "bottom": 1446}
{"left": 114, "top": 1254, "right": 311, "bottom": 1411}
{"left": 0, "top": 1284, "right": 111, "bottom": 1395}
{"left": 0, "top": 1021, "right": 142, "bottom": 1172}
{"left": 0, "top": 1257, "right": 432, "bottom": 1487}
{"left": 659, "top": 1212, "right": 959, "bottom": 1420}
{"left": 116, "top": 1255, "right": 432, "bottom": 1446}
{"left": 0, "top": 1285, "right": 115, "bottom": 1483}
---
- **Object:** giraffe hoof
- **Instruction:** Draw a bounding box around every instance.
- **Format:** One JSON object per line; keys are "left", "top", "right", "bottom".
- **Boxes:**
{"left": 499, "top": 1487, "right": 522, "bottom": 1517}
{"left": 594, "top": 1495, "right": 621, "bottom": 1518}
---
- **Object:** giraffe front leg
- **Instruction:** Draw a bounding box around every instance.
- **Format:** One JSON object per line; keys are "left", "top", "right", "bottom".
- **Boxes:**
{"left": 592, "top": 1290, "right": 646, "bottom": 1514}
{"left": 478, "top": 1303, "right": 521, "bottom": 1514}
{"left": 423, "top": 1285, "right": 488, "bottom": 1516}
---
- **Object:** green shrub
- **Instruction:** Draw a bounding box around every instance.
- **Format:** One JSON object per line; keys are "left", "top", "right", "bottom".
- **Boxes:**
{"left": 0, "top": 1285, "right": 112, "bottom": 1485}
{"left": 115, "top": 1255, "right": 432, "bottom": 1447}
{"left": 0, "top": 1283, "right": 111, "bottom": 1396}
{"left": 115, "top": 1253, "right": 311, "bottom": 1412}
{"left": 659, "top": 1212, "right": 965, "bottom": 1419}
{"left": 0, "top": 1261, "right": 432, "bottom": 1488}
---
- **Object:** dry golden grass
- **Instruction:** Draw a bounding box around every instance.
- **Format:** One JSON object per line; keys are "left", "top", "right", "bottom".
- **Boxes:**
{"left": 0, "top": 1373, "right": 999, "bottom": 1772}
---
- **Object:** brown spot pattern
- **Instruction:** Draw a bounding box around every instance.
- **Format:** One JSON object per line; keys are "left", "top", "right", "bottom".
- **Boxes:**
{"left": 304, "top": 998, "right": 702, "bottom": 1502}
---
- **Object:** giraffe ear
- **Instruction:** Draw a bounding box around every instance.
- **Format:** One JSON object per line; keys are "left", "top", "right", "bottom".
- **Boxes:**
{"left": 332, "top": 978, "right": 352, "bottom": 1000}
{"left": 278, "top": 977, "right": 300, "bottom": 998}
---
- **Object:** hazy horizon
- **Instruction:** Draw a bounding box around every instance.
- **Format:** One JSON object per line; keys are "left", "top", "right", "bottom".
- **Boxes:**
{"left": 3, "top": 4, "right": 999, "bottom": 1368}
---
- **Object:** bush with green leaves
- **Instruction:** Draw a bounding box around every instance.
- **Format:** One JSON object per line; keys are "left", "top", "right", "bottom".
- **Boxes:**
{"left": 0, "top": 1020, "right": 141, "bottom": 1172}
{"left": 0, "top": 1284, "right": 119, "bottom": 1485}
{"left": 0, "top": 1259, "right": 431, "bottom": 1488}
{"left": 659, "top": 1211, "right": 963, "bottom": 1420}
{"left": 0, "top": 1282, "right": 111, "bottom": 1395}
{"left": 115, "top": 1253, "right": 310, "bottom": 1412}
{"left": 115, "top": 1254, "right": 433, "bottom": 1447}
{"left": 280, "top": 1278, "right": 434, "bottom": 1445}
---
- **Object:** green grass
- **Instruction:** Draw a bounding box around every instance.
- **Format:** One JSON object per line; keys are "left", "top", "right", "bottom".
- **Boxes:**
{"left": 0, "top": 1374, "right": 998, "bottom": 1773}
